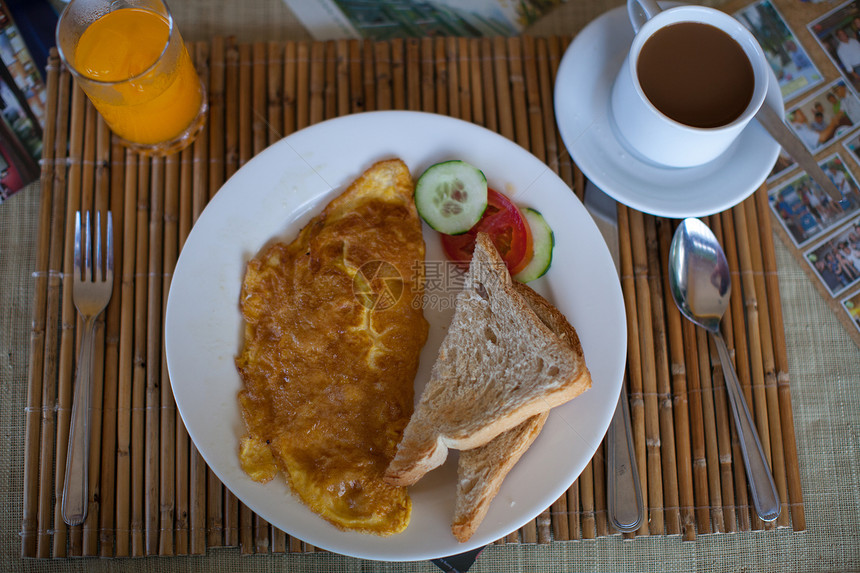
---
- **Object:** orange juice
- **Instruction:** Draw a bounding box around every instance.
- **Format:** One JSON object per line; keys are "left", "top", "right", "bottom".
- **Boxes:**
{"left": 73, "top": 8, "right": 203, "bottom": 146}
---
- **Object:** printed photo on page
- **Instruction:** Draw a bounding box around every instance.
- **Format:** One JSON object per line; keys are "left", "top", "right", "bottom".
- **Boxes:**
{"left": 735, "top": 0, "right": 823, "bottom": 100}
{"left": 841, "top": 287, "right": 860, "bottom": 333}
{"left": 842, "top": 128, "right": 860, "bottom": 161}
{"left": 809, "top": 0, "right": 860, "bottom": 94}
{"left": 805, "top": 216, "right": 860, "bottom": 296}
{"left": 770, "top": 153, "right": 860, "bottom": 246}
{"left": 767, "top": 149, "right": 797, "bottom": 183}
{"left": 786, "top": 78, "right": 860, "bottom": 153}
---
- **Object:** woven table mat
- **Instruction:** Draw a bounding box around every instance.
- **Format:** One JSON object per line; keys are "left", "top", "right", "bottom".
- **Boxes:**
{"left": 21, "top": 35, "right": 804, "bottom": 559}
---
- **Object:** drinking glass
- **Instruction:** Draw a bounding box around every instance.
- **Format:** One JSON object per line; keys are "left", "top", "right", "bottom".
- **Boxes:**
{"left": 56, "top": 0, "right": 207, "bottom": 155}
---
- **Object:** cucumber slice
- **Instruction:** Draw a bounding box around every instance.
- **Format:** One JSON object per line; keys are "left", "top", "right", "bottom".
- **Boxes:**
{"left": 514, "top": 208, "right": 554, "bottom": 283}
{"left": 415, "top": 160, "right": 488, "bottom": 235}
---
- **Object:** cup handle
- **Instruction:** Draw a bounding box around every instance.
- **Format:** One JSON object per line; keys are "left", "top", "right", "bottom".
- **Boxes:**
{"left": 628, "top": 0, "right": 663, "bottom": 31}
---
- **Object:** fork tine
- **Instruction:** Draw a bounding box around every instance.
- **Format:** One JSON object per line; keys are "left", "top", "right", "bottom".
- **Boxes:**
{"left": 74, "top": 211, "right": 82, "bottom": 281}
{"left": 95, "top": 212, "right": 102, "bottom": 283}
{"left": 85, "top": 211, "right": 93, "bottom": 283}
{"left": 106, "top": 211, "right": 113, "bottom": 277}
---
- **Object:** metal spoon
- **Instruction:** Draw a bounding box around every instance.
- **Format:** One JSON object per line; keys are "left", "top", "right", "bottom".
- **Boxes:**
{"left": 668, "top": 218, "right": 780, "bottom": 522}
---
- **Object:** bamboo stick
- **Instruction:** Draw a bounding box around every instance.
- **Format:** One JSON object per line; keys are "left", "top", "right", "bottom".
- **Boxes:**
{"left": 130, "top": 153, "right": 150, "bottom": 557}
{"left": 268, "top": 41, "right": 283, "bottom": 145}
{"left": 99, "top": 130, "right": 125, "bottom": 558}
{"left": 657, "top": 218, "right": 697, "bottom": 540}
{"left": 471, "top": 39, "right": 486, "bottom": 127}
{"left": 742, "top": 198, "right": 789, "bottom": 529}
{"left": 344, "top": 40, "right": 362, "bottom": 115}
{"left": 159, "top": 151, "right": 180, "bottom": 556}
{"left": 718, "top": 209, "right": 752, "bottom": 532}
{"left": 614, "top": 203, "right": 641, "bottom": 536}
{"left": 628, "top": 210, "right": 663, "bottom": 535}
{"left": 210, "top": 37, "right": 226, "bottom": 200}
{"left": 208, "top": 36, "right": 236, "bottom": 549}
{"left": 283, "top": 41, "right": 297, "bottom": 138}
{"left": 323, "top": 41, "right": 336, "bottom": 121}
{"left": 615, "top": 204, "right": 643, "bottom": 536}
{"left": 190, "top": 43, "right": 216, "bottom": 554}
{"left": 251, "top": 42, "right": 267, "bottom": 156}
{"left": 491, "top": 37, "right": 513, "bottom": 141}
{"left": 731, "top": 202, "right": 769, "bottom": 532}
{"left": 81, "top": 113, "right": 112, "bottom": 557}
{"left": 349, "top": 39, "right": 365, "bottom": 114}
{"left": 681, "top": 315, "right": 710, "bottom": 534}
{"left": 47, "top": 79, "right": 85, "bottom": 559}
{"left": 456, "top": 38, "right": 471, "bottom": 123}
{"left": 237, "top": 41, "right": 255, "bottom": 554}
{"left": 707, "top": 215, "right": 739, "bottom": 533}
{"left": 335, "top": 40, "right": 349, "bottom": 117}
{"left": 223, "top": 38, "right": 244, "bottom": 549}
{"left": 506, "top": 37, "right": 529, "bottom": 150}
{"left": 391, "top": 39, "right": 406, "bottom": 110}
{"left": 430, "top": 38, "right": 445, "bottom": 116}
{"left": 239, "top": 43, "right": 254, "bottom": 165}
{"left": 695, "top": 321, "right": 725, "bottom": 533}
{"left": 528, "top": 38, "right": 561, "bottom": 175}
{"left": 145, "top": 156, "right": 164, "bottom": 555}
{"left": 114, "top": 147, "right": 138, "bottom": 557}
{"left": 442, "top": 37, "right": 457, "bottom": 119}
{"left": 521, "top": 36, "right": 545, "bottom": 165}
{"left": 374, "top": 41, "right": 391, "bottom": 111}
{"left": 645, "top": 216, "right": 680, "bottom": 535}
{"left": 21, "top": 49, "right": 61, "bottom": 560}
{"left": 174, "top": 141, "right": 194, "bottom": 555}
{"left": 71, "top": 101, "right": 100, "bottom": 556}
{"left": 360, "top": 40, "right": 375, "bottom": 113}
{"left": 546, "top": 37, "right": 574, "bottom": 193}
{"left": 225, "top": 39, "right": 240, "bottom": 180}
{"left": 403, "top": 38, "right": 419, "bottom": 112}
{"left": 472, "top": 38, "right": 504, "bottom": 133}
{"left": 294, "top": 42, "right": 310, "bottom": 129}
{"left": 753, "top": 187, "right": 805, "bottom": 530}
{"left": 402, "top": 38, "right": 418, "bottom": 111}
{"left": 309, "top": 41, "right": 325, "bottom": 125}
{"left": 418, "top": 37, "right": 433, "bottom": 113}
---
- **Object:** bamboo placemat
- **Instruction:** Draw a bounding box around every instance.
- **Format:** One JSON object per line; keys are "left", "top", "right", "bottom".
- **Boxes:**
{"left": 21, "top": 36, "right": 805, "bottom": 559}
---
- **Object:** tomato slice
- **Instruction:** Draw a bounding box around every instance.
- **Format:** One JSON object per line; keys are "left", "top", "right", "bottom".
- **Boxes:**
{"left": 441, "top": 188, "right": 533, "bottom": 274}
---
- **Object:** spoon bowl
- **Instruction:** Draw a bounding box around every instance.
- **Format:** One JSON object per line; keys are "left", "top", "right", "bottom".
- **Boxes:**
{"left": 668, "top": 218, "right": 780, "bottom": 523}
{"left": 667, "top": 217, "right": 731, "bottom": 333}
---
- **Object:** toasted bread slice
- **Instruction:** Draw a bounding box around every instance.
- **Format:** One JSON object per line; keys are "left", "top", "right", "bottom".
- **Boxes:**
{"left": 384, "top": 233, "right": 591, "bottom": 486}
{"left": 452, "top": 282, "right": 583, "bottom": 542}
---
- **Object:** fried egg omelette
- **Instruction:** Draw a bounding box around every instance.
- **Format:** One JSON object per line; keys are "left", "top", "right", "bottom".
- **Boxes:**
{"left": 235, "top": 159, "right": 429, "bottom": 535}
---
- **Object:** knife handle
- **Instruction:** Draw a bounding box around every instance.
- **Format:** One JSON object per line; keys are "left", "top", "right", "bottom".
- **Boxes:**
{"left": 607, "top": 380, "right": 644, "bottom": 533}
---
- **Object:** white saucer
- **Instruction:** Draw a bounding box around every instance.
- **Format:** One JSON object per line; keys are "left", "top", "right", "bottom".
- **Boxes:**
{"left": 554, "top": 4, "right": 782, "bottom": 219}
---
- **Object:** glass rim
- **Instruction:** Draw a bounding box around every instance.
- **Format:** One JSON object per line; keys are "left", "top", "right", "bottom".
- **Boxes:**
{"left": 55, "top": 1, "right": 178, "bottom": 87}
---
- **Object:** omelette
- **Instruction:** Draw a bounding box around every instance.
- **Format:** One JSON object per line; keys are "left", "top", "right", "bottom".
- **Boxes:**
{"left": 235, "top": 159, "right": 429, "bottom": 535}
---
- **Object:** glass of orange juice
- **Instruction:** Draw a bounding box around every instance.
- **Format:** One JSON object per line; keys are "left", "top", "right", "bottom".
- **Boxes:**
{"left": 56, "top": 0, "right": 207, "bottom": 155}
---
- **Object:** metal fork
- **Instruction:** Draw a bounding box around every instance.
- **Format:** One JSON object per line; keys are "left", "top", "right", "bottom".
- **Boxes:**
{"left": 62, "top": 210, "right": 113, "bottom": 526}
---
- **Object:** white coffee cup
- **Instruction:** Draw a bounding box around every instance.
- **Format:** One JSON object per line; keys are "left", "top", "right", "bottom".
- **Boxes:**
{"left": 610, "top": 0, "right": 769, "bottom": 168}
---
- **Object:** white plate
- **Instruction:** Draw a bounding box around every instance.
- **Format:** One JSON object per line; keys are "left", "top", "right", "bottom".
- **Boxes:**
{"left": 164, "top": 111, "right": 626, "bottom": 561}
{"left": 554, "top": 4, "right": 782, "bottom": 219}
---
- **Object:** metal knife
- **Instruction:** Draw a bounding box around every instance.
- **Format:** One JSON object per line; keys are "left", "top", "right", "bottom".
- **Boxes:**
{"left": 583, "top": 179, "right": 644, "bottom": 534}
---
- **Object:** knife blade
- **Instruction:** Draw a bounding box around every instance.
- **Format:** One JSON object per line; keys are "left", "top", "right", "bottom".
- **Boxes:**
{"left": 755, "top": 103, "right": 845, "bottom": 205}
{"left": 583, "top": 179, "right": 644, "bottom": 534}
